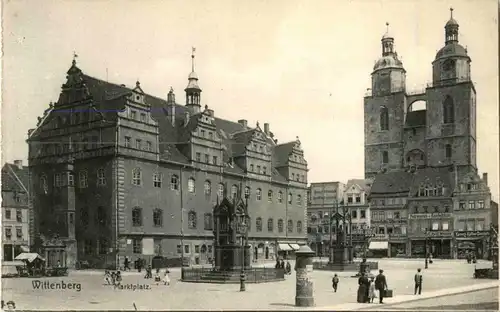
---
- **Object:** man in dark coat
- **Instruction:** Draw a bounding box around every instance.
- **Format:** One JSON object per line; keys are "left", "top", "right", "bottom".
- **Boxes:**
{"left": 375, "top": 269, "right": 388, "bottom": 303}
{"left": 414, "top": 268, "right": 423, "bottom": 295}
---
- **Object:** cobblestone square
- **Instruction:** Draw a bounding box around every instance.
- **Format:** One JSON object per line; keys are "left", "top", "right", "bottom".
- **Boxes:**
{"left": 1, "top": 259, "right": 495, "bottom": 310}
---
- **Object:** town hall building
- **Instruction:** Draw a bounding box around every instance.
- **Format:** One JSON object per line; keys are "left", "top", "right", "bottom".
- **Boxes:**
{"left": 27, "top": 52, "right": 308, "bottom": 269}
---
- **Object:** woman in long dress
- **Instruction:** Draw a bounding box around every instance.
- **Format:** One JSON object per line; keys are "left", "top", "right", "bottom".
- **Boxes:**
{"left": 357, "top": 273, "right": 368, "bottom": 303}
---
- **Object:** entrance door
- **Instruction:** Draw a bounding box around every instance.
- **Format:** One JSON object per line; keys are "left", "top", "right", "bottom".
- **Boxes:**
{"left": 200, "top": 244, "right": 207, "bottom": 263}
{"left": 3, "top": 244, "right": 13, "bottom": 261}
{"left": 265, "top": 247, "right": 269, "bottom": 259}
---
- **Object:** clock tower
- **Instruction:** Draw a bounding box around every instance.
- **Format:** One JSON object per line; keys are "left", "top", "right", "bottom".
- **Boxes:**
{"left": 426, "top": 8, "right": 476, "bottom": 178}
{"left": 364, "top": 23, "right": 407, "bottom": 178}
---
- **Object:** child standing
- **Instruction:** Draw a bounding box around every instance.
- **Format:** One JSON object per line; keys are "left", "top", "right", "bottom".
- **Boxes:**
{"left": 332, "top": 274, "right": 339, "bottom": 292}
{"left": 368, "top": 277, "right": 376, "bottom": 303}
{"left": 162, "top": 268, "right": 171, "bottom": 286}
{"left": 154, "top": 268, "right": 161, "bottom": 284}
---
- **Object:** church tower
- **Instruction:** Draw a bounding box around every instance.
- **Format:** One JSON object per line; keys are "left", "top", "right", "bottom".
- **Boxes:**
{"left": 425, "top": 8, "right": 476, "bottom": 177}
{"left": 364, "top": 23, "right": 407, "bottom": 178}
{"left": 185, "top": 47, "right": 202, "bottom": 114}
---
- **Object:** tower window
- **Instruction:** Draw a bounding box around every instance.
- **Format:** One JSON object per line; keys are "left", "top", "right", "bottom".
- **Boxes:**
{"left": 445, "top": 144, "right": 452, "bottom": 159}
{"left": 443, "top": 96, "right": 455, "bottom": 124}
{"left": 382, "top": 151, "right": 389, "bottom": 164}
{"left": 380, "top": 106, "right": 389, "bottom": 131}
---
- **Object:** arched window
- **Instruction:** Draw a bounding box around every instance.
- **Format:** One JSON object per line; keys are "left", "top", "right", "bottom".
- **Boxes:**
{"left": 278, "top": 219, "right": 284, "bottom": 233}
{"left": 256, "top": 217, "right": 263, "bottom": 232}
{"left": 170, "top": 175, "right": 179, "bottom": 190}
{"left": 445, "top": 144, "right": 452, "bottom": 159}
{"left": 244, "top": 186, "right": 251, "bottom": 198}
{"left": 188, "top": 211, "right": 197, "bottom": 229}
{"left": 97, "top": 168, "right": 106, "bottom": 186}
{"left": 297, "top": 195, "right": 302, "bottom": 206}
{"left": 288, "top": 192, "right": 293, "bottom": 204}
{"left": 296, "top": 221, "right": 303, "bottom": 233}
{"left": 81, "top": 206, "right": 89, "bottom": 228}
{"left": 40, "top": 175, "right": 48, "bottom": 193}
{"left": 278, "top": 191, "right": 283, "bottom": 203}
{"left": 204, "top": 180, "right": 211, "bottom": 196}
{"left": 267, "top": 218, "right": 274, "bottom": 232}
{"left": 218, "top": 183, "right": 225, "bottom": 198}
{"left": 132, "top": 168, "right": 142, "bottom": 186}
{"left": 153, "top": 173, "right": 162, "bottom": 188}
{"left": 231, "top": 185, "right": 238, "bottom": 199}
{"left": 256, "top": 188, "right": 262, "bottom": 201}
{"left": 97, "top": 206, "right": 107, "bottom": 226}
{"left": 268, "top": 190, "right": 273, "bottom": 202}
{"left": 132, "top": 207, "right": 142, "bottom": 226}
{"left": 382, "top": 151, "right": 389, "bottom": 164}
{"left": 443, "top": 96, "right": 455, "bottom": 124}
{"left": 287, "top": 220, "right": 293, "bottom": 233}
{"left": 188, "top": 178, "right": 196, "bottom": 193}
{"left": 380, "top": 106, "right": 389, "bottom": 131}
{"left": 153, "top": 209, "right": 163, "bottom": 227}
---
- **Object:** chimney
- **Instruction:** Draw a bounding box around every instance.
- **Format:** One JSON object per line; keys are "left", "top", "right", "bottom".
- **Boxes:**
{"left": 238, "top": 119, "right": 248, "bottom": 128}
{"left": 264, "top": 123, "right": 270, "bottom": 135}
{"left": 14, "top": 160, "right": 23, "bottom": 169}
{"left": 483, "top": 172, "right": 488, "bottom": 186}
{"left": 167, "top": 88, "right": 176, "bottom": 125}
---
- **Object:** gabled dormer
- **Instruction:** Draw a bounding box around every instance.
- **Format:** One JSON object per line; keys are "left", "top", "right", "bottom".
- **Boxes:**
{"left": 129, "top": 80, "right": 146, "bottom": 105}
{"left": 56, "top": 57, "right": 92, "bottom": 107}
{"left": 274, "top": 137, "right": 308, "bottom": 184}
{"left": 232, "top": 122, "right": 272, "bottom": 178}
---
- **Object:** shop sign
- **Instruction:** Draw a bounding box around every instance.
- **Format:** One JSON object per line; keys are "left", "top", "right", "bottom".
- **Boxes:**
{"left": 372, "top": 234, "right": 388, "bottom": 240}
{"left": 408, "top": 213, "right": 452, "bottom": 220}
{"left": 454, "top": 231, "right": 489, "bottom": 238}
{"left": 411, "top": 231, "right": 453, "bottom": 238}
{"left": 389, "top": 234, "right": 407, "bottom": 239}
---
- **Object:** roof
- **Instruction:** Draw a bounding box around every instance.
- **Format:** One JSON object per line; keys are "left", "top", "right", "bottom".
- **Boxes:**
{"left": 405, "top": 110, "right": 426, "bottom": 127}
{"left": 346, "top": 178, "right": 373, "bottom": 193}
{"left": 370, "top": 171, "right": 415, "bottom": 195}
{"left": 435, "top": 42, "right": 468, "bottom": 60}
{"left": 409, "top": 166, "right": 455, "bottom": 196}
{"left": 1, "top": 163, "right": 29, "bottom": 193}
{"left": 32, "top": 63, "right": 302, "bottom": 184}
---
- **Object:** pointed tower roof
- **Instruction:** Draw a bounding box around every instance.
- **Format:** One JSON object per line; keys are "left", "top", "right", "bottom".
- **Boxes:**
{"left": 186, "top": 47, "right": 201, "bottom": 91}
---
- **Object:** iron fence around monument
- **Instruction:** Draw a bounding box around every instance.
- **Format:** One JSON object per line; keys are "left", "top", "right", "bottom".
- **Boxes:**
{"left": 181, "top": 267, "right": 286, "bottom": 283}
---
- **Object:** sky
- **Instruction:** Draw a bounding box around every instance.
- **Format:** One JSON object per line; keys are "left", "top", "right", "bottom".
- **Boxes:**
{"left": 2, "top": 0, "right": 498, "bottom": 200}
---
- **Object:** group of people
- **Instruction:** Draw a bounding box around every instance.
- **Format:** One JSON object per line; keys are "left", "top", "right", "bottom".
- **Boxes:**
{"left": 466, "top": 252, "right": 477, "bottom": 264}
{"left": 152, "top": 268, "right": 171, "bottom": 285}
{"left": 275, "top": 259, "right": 292, "bottom": 275}
{"left": 356, "top": 270, "right": 388, "bottom": 303}
{"left": 1, "top": 300, "right": 16, "bottom": 311}
{"left": 104, "top": 270, "right": 122, "bottom": 286}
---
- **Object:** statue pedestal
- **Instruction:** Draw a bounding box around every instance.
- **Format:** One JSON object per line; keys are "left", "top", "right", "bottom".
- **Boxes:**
{"left": 215, "top": 244, "right": 251, "bottom": 271}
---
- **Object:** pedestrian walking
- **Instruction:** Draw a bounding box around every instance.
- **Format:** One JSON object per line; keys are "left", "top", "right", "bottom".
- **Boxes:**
{"left": 124, "top": 256, "right": 130, "bottom": 271}
{"left": 285, "top": 261, "right": 292, "bottom": 275}
{"left": 414, "top": 268, "right": 423, "bottom": 295}
{"left": 368, "top": 277, "right": 376, "bottom": 303}
{"left": 374, "top": 269, "right": 388, "bottom": 304}
{"left": 154, "top": 268, "right": 161, "bottom": 284}
{"left": 332, "top": 274, "right": 339, "bottom": 292}
{"left": 357, "top": 272, "right": 369, "bottom": 303}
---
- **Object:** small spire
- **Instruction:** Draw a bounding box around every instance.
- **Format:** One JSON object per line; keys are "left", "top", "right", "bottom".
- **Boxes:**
{"left": 386, "top": 22, "right": 389, "bottom": 32}
{"left": 256, "top": 121, "right": 260, "bottom": 127}
{"left": 191, "top": 46, "right": 196, "bottom": 72}
{"left": 136, "top": 80, "right": 140, "bottom": 87}
{"left": 450, "top": 7, "right": 454, "bottom": 19}
{"left": 205, "top": 104, "right": 209, "bottom": 110}
{"left": 169, "top": 86, "right": 174, "bottom": 93}
{"left": 72, "top": 51, "right": 78, "bottom": 66}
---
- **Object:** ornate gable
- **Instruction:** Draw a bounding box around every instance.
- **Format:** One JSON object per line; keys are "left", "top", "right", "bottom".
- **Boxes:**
{"left": 128, "top": 81, "right": 147, "bottom": 105}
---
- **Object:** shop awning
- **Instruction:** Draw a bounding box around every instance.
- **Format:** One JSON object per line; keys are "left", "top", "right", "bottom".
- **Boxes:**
{"left": 278, "top": 243, "right": 293, "bottom": 251}
{"left": 369, "top": 241, "right": 389, "bottom": 250}
{"left": 288, "top": 244, "right": 300, "bottom": 251}
{"left": 20, "top": 246, "right": 30, "bottom": 252}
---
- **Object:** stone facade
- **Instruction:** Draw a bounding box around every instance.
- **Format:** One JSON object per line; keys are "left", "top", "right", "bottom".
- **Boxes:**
{"left": 365, "top": 11, "right": 493, "bottom": 259}
{"left": 1, "top": 161, "right": 31, "bottom": 261}
{"left": 306, "top": 179, "right": 373, "bottom": 257}
{"left": 27, "top": 55, "right": 308, "bottom": 269}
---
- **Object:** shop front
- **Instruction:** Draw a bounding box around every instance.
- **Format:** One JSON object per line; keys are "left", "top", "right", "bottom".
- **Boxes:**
{"left": 388, "top": 234, "right": 408, "bottom": 257}
{"left": 409, "top": 231, "right": 453, "bottom": 258}
{"left": 454, "top": 231, "right": 489, "bottom": 259}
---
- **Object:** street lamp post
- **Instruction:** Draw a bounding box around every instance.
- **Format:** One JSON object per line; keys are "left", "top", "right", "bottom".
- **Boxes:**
{"left": 424, "top": 228, "right": 429, "bottom": 269}
{"left": 240, "top": 193, "right": 250, "bottom": 292}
